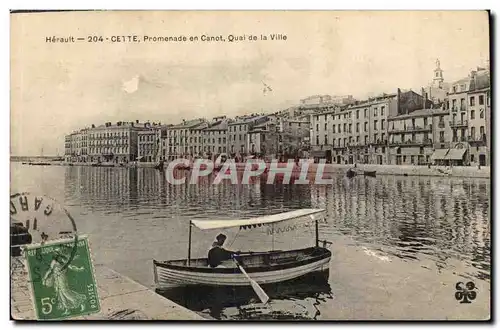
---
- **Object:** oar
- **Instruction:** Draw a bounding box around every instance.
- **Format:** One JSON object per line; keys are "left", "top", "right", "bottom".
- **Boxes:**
{"left": 233, "top": 258, "right": 269, "bottom": 304}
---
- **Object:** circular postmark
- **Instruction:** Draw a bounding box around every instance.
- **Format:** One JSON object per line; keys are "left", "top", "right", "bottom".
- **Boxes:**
{"left": 10, "top": 192, "right": 78, "bottom": 272}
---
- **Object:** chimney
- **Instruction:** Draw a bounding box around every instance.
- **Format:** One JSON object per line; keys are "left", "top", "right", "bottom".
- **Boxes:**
{"left": 136, "top": 119, "right": 139, "bottom": 124}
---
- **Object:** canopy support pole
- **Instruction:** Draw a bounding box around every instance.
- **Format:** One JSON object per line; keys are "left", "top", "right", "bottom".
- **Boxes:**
{"left": 187, "top": 221, "right": 192, "bottom": 266}
{"left": 315, "top": 218, "right": 319, "bottom": 247}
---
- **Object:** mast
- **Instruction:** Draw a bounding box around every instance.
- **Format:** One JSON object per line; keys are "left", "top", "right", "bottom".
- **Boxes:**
{"left": 187, "top": 221, "right": 192, "bottom": 266}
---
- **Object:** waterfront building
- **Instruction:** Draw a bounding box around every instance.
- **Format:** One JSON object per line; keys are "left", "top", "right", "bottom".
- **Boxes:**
{"left": 467, "top": 67, "right": 490, "bottom": 166}
{"left": 310, "top": 89, "right": 430, "bottom": 164}
{"left": 203, "top": 116, "right": 229, "bottom": 158}
{"left": 64, "top": 128, "right": 88, "bottom": 162}
{"left": 87, "top": 120, "right": 150, "bottom": 163}
{"left": 164, "top": 118, "right": 206, "bottom": 161}
{"left": 247, "top": 118, "right": 279, "bottom": 157}
{"left": 387, "top": 108, "right": 450, "bottom": 165}
{"left": 278, "top": 115, "right": 310, "bottom": 157}
{"left": 227, "top": 115, "right": 268, "bottom": 156}
{"left": 138, "top": 123, "right": 167, "bottom": 163}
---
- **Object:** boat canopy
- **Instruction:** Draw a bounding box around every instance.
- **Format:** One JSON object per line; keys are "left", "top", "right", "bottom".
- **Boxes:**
{"left": 191, "top": 209, "right": 325, "bottom": 230}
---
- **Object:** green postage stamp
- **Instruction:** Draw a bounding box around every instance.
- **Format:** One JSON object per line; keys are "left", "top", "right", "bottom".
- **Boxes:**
{"left": 24, "top": 236, "right": 100, "bottom": 320}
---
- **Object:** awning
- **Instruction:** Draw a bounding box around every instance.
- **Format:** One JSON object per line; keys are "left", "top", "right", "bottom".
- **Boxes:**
{"left": 311, "top": 150, "right": 326, "bottom": 158}
{"left": 430, "top": 149, "right": 449, "bottom": 160}
{"left": 191, "top": 209, "right": 325, "bottom": 230}
{"left": 446, "top": 148, "right": 467, "bottom": 160}
{"left": 136, "top": 156, "right": 144, "bottom": 160}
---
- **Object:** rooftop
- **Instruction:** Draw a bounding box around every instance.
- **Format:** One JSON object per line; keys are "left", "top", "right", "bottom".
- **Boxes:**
{"left": 170, "top": 118, "right": 206, "bottom": 129}
{"left": 387, "top": 108, "right": 448, "bottom": 120}
{"left": 205, "top": 120, "right": 229, "bottom": 131}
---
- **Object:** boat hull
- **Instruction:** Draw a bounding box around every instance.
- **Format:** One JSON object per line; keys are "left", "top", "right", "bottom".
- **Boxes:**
{"left": 154, "top": 248, "right": 331, "bottom": 289}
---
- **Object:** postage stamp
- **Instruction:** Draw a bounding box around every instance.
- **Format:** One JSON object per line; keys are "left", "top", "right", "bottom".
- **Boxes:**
{"left": 24, "top": 236, "right": 100, "bottom": 320}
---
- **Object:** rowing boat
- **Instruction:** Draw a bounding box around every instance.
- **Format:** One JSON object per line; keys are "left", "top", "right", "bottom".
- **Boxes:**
{"left": 153, "top": 209, "right": 331, "bottom": 290}
{"left": 364, "top": 170, "right": 376, "bottom": 177}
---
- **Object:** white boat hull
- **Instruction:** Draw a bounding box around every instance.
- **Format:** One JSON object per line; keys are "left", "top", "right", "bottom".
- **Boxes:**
{"left": 154, "top": 255, "right": 331, "bottom": 289}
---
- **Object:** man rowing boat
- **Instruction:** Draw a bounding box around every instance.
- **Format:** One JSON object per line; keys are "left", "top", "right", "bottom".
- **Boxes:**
{"left": 208, "top": 233, "right": 238, "bottom": 268}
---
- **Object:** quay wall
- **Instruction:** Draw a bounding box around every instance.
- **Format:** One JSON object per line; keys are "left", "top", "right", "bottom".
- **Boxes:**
{"left": 18, "top": 161, "right": 490, "bottom": 178}
{"left": 11, "top": 257, "right": 206, "bottom": 320}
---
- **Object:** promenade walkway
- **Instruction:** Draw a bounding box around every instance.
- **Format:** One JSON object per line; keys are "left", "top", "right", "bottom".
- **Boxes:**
{"left": 10, "top": 257, "right": 206, "bottom": 320}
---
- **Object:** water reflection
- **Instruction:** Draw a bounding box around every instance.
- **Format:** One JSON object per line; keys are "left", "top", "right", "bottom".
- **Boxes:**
{"left": 62, "top": 167, "right": 490, "bottom": 282}
{"left": 158, "top": 270, "right": 332, "bottom": 320}
{"left": 312, "top": 176, "right": 490, "bottom": 281}
{"left": 11, "top": 164, "right": 490, "bottom": 319}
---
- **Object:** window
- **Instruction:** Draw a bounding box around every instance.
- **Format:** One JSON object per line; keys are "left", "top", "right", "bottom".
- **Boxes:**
{"left": 424, "top": 118, "right": 428, "bottom": 126}
{"left": 356, "top": 136, "right": 360, "bottom": 143}
{"left": 381, "top": 106, "right": 385, "bottom": 116}
{"left": 470, "top": 96, "right": 475, "bottom": 106}
{"left": 344, "top": 123, "right": 347, "bottom": 132}
{"left": 316, "top": 124, "right": 319, "bottom": 131}
{"left": 452, "top": 99, "right": 457, "bottom": 110}
{"left": 480, "top": 126, "right": 485, "bottom": 136}
{"left": 356, "top": 110, "right": 360, "bottom": 119}
{"left": 316, "top": 136, "right": 319, "bottom": 145}
{"left": 471, "top": 127, "right": 476, "bottom": 138}
{"left": 349, "top": 112, "right": 352, "bottom": 119}
{"left": 356, "top": 123, "right": 359, "bottom": 133}
{"left": 471, "top": 110, "right": 475, "bottom": 119}
{"left": 381, "top": 120, "right": 385, "bottom": 130}
{"left": 374, "top": 120, "right": 378, "bottom": 130}
{"left": 333, "top": 125, "right": 336, "bottom": 133}
{"left": 364, "top": 136, "right": 368, "bottom": 144}
{"left": 349, "top": 124, "right": 352, "bottom": 133}
{"left": 479, "top": 95, "right": 484, "bottom": 105}
{"left": 381, "top": 133, "right": 385, "bottom": 141}
{"left": 324, "top": 123, "right": 327, "bottom": 131}
{"left": 364, "top": 122, "right": 368, "bottom": 132}
{"left": 324, "top": 135, "right": 328, "bottom": 144}
{"left": 480, "top": 109, "right": 484, "bottom": 119}
{"left": 374, "top": 134, "right": 378, "bottom": 142}
{"left": 374, "top": 108, "right": 378, "bottom": 116}
{"left": 364, "top": 109, "right": 368, "bottom": 117}
{"left": 338, "top": 124, "right": 341, "bottom": 133}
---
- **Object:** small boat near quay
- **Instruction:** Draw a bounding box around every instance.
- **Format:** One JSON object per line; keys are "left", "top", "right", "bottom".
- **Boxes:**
{"left": 363, "top": 170, "right": 377, "bottom": 177}
{"left": 346, "top": 168, "right": 357, "bottom": 178}
{"left": 153, "top": 209, "right": 332, "bottom": 302}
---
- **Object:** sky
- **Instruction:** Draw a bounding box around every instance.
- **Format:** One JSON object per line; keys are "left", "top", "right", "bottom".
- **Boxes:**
{"left": 10, "top": 11, "right": 490, "bottom": 156}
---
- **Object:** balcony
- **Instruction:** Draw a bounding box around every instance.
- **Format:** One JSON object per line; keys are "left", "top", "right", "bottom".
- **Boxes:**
{"left": 449, "top": 120, "right": 468, "bottom": 128}
{"left": 388, "top": 125, "right": 432, "bottom": 133}
{"left": 389, "top": 139, "right": 433, "bottom": 147}
{"left": 371, "top": 139, "right": 388, "bottom": 146}
{"left": 468, "top": 135, "right": 487, "bottom": 146}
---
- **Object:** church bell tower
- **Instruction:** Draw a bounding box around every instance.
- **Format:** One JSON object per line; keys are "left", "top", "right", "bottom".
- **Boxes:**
{"left": 433, "top": 58, "right": 444, "bottom": 88}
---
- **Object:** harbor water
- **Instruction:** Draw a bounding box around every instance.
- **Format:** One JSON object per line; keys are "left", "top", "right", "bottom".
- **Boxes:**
{"left": 10, "top": 163, "right": 491, "bottom": 320}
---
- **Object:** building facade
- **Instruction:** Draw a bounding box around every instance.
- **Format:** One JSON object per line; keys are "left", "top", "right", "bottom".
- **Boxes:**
{"left": 86, "top": 120, "right": 149, "bottom": 163}
{"left": 388, "top": 108, "right": 450, "bottom": 165}
{"left": 138, "top": 123, "right": 167, "bottom": 163}
{"left": 203, "top": 117, "right": 229, "bottom": 158}
{"left": 228, "top": 115, "right": 268, "bottom": 155}
{"left": 164, "top": 119, "right": 206, "bottom": 161}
